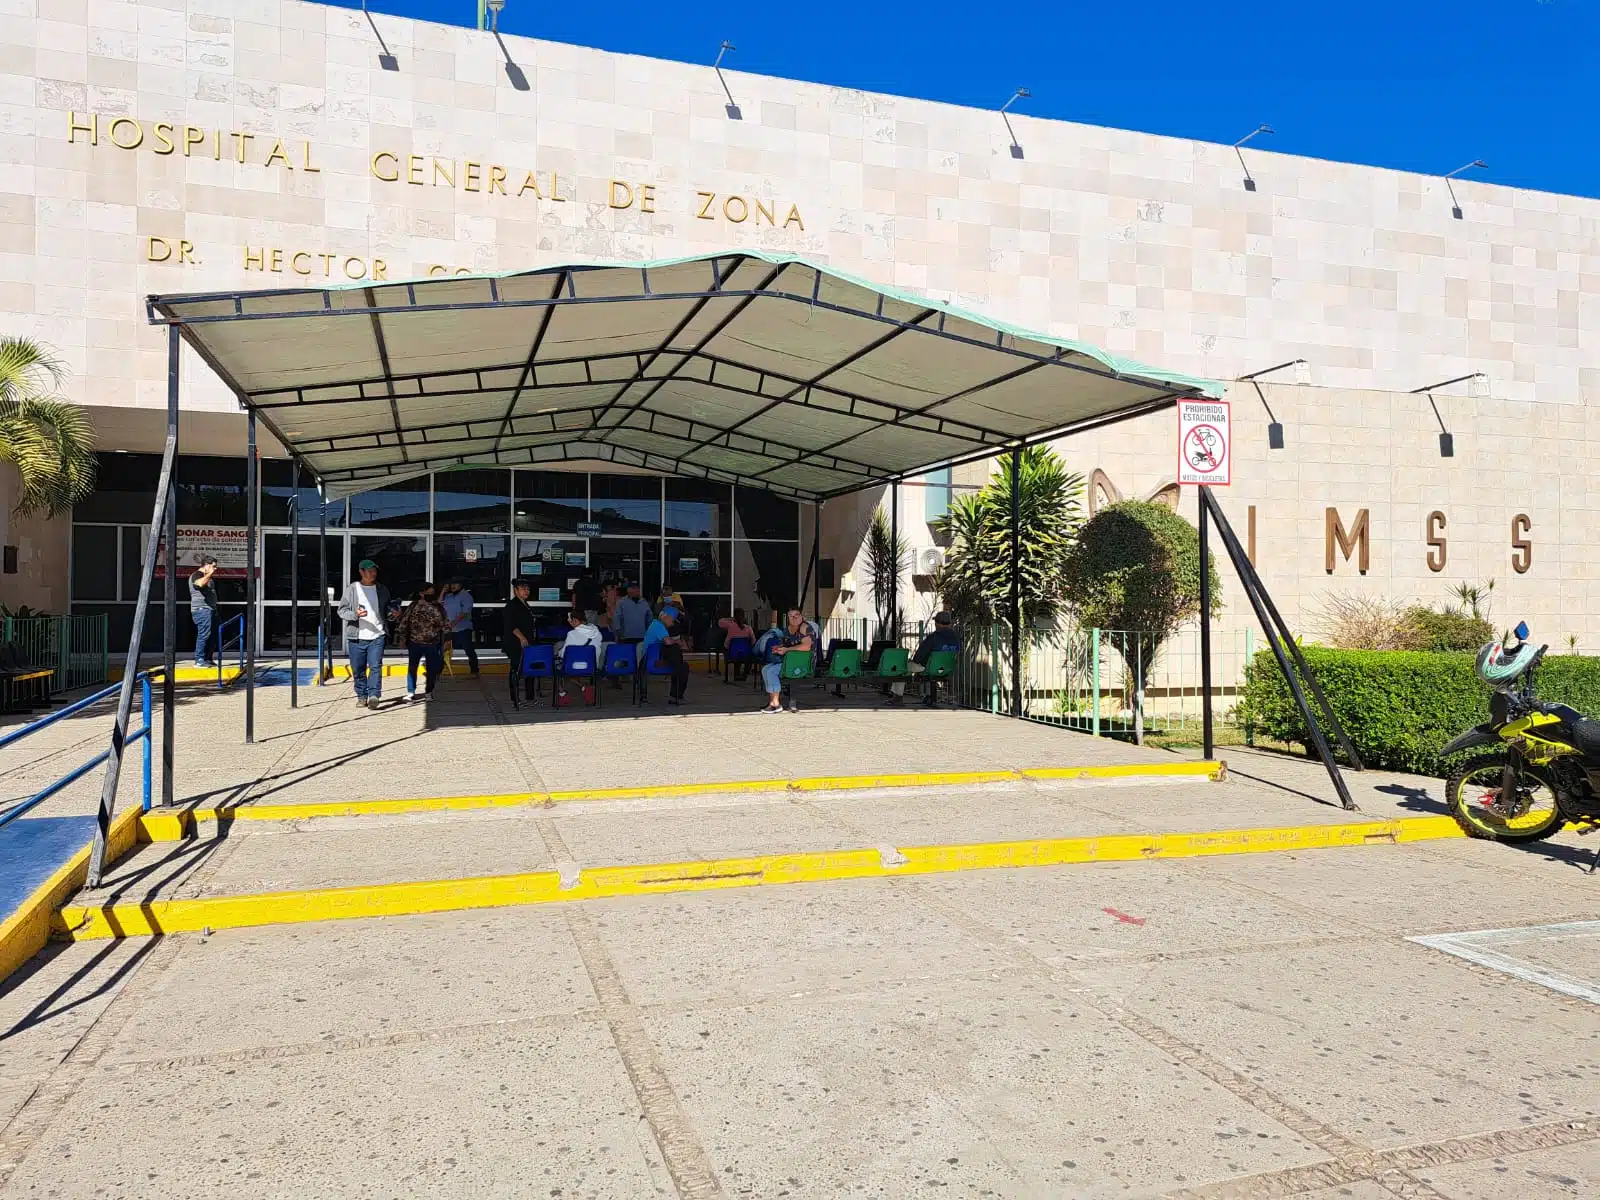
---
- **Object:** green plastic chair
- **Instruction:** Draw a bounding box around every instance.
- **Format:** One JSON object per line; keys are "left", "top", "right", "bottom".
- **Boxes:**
{"left": 876, "top": 647, "right": 910, "bottom": 678}
{"left": 921, "top": 649, "right": 957, "bottom": 680}
{"left": 825, "top": 647, "right": 863, "bottom": 680}
{"left": 779, "top": 649, "right": 814, "bottom": 680}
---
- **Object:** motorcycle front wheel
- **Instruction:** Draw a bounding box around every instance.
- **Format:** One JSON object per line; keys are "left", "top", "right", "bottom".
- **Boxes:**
{"left": 1445, "top": 754, "right": 1565, "bottom": 843}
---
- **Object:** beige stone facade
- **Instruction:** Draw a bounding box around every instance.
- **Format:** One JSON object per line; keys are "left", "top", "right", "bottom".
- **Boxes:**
{"left": 2, "top": 0, "right": 1597, "bottom": 645}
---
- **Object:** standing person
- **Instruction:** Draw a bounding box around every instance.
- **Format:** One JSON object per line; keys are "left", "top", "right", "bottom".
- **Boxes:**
{"left": 441, "top": 580, "right": 479, "bottom": 676}
{"left": 399, "top": 582, "right": 448, "bottom": 703}
{"left": 502, "top": 576, "right": 539, "bottom": 710}
{"left": 601, "top": 581, "right": 621, "bottom": 632}
{"left": 641, "top": 606, "right": 689, "bottom": 705}
{"left": 188, "top": 555, "right": 219, "bottom": 669}
{"left": 614, "top": 580, "right": 652, "bottom": 643}
{"left": 336, "top": 559, "right": 390, "bottom": 709}
{"left": 759, "top": 608, "right": 813, "bottom": 714}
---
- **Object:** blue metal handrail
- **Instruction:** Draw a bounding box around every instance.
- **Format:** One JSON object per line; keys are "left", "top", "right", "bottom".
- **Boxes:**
{"left": 0, "top": 672, "right": 158, "bottom": 827}
{"left": 216, "top": 614, "right": 246, "bottom": 688}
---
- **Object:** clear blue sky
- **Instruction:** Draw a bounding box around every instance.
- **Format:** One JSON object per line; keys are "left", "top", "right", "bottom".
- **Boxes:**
{"left": 332, "top": 1, "right": 1600, "bottom": 200}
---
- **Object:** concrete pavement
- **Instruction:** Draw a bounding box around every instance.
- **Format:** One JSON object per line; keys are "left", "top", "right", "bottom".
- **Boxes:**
{"left": 1, "top": 673, "right": 1596, "bottom": 1197}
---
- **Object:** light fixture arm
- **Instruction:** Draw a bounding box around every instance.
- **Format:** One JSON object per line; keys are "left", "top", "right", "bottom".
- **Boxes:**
{"left": 1232, "top": 124, "right": 1273, "bottom": 189}
{"left": 1000, "top": 88, "right": 1029, "bottom": 153}
{"left": 713, "top": 41, "right": 741, "bottom": 117}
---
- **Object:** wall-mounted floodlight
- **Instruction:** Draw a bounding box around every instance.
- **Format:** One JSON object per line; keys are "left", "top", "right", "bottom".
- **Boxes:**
{"left": 1410, "top": 372, "right": 1486, "bottom": 457}
{"left": 1233, "top": 124, "right": 1273, "bottom": 191}
{"left": 714, "top": 41, "right": 741, "bottom": 120}
{"left": 476, "top": 0, "right": 505, "bottom": 30}
{"left": 1001, "top": 88, "right": 1030, "bottom": 159}
{"left": 362, "top": 1, "right": 399, "bottom": 71}
{"left": 1443, "top": 160, "right": 1486, "bottom": 220}
{"left": 1237, "top": 358, "right": 1308, "bottom": 450}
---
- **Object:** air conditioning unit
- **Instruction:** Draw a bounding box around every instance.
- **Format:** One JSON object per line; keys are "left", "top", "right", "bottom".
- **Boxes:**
{"left": 838, "top": 571, "right": 858, "bottom": 595}
{"left": 917, "top": 548, "right": 945, "bottom": 576}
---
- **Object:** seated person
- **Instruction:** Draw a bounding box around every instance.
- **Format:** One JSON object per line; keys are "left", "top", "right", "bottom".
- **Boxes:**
{"left": 759, "top": 607, "right": 812, "bottom": 714}
{"left": 888, "top": 610, "right": 961, "bottom": 706}
{"left": 641, "top": 606, "right": 690, "bottom": 705}
{"left": 556, "top": 610, "right": 603, "bottom": 701}
{"left": 719, "top": 608, "right": 757, "bottom": 679}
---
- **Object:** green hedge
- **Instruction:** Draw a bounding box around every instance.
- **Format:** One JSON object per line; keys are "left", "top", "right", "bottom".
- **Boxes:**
{"left": 1239, "top": 647, "right": 1600, "bottom": 775}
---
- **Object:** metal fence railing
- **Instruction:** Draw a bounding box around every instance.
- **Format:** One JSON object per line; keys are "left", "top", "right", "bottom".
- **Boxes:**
{"left": 942, "top": 622, "right": 1253, "bottom": 741}
{"left": 1, "top": 614, "right": 111, "bottom": 697}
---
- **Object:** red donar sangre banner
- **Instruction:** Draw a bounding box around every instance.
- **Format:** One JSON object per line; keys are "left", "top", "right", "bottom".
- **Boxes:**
{"left": 153, "top": 526, "right": 258, "bottom": 579}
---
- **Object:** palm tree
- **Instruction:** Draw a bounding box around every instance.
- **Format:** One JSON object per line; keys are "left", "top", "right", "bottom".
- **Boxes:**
{"left": 863, "top": 506, "right": 908, "bottom": 640}
{"left": 0, "top": 338, "right": 97, "bottom": 517}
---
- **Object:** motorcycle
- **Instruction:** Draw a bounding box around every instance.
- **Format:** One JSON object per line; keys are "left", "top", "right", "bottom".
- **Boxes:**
{"left": 1443, "top": 621, "right": 1600, "bottom": 843}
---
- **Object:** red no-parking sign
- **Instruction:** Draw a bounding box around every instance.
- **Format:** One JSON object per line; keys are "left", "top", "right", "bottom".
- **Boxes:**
{"left": 1177, "top": 399, "right": 1230, "bottom": 486}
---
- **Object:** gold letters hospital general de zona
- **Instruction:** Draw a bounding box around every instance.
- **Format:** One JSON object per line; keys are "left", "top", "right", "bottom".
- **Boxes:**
{"left": 66, "top": 112, "right": 804, "bottom": 229}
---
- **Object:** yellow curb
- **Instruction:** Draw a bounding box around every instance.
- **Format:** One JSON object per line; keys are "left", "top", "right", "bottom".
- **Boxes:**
{"left": 56, "top": 814, "right": 1463, "bottom": 942}
{"left": 109, "top": 666, "right": 244, "bottom": 685}
{"left": 1, "top": 806, "right": 142, "bottom": 984}
{"left": 137, "top": 761, "right": 1226, "bottom": 841}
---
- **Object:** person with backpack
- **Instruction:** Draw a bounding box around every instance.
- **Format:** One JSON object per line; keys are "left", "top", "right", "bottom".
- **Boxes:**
{"left": 399, "top": 582, "right": 449, "bottom": 702}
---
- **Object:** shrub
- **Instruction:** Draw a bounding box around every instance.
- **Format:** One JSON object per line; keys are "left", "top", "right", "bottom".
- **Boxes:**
{"left": 1239, "top": 647, "right": 1600, "bottom": 775}
{"left": 1309, "top": 592, "right": 1410, "bottom": 650}
{"left": 1063, "top": 499, "right": 1219, "bottom": 744}
{"left": 1397, "top": 606, "right": 1493, "bottom": 652}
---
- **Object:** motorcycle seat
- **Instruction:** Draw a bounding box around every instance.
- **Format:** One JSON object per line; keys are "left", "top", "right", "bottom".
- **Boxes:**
{"left": 1572, "top": 718, "right": 1600, "bottom": 762}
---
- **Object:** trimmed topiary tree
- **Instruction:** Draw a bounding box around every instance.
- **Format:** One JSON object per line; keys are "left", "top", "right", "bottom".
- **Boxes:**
{"left": 1063, "top": 499, "right": 1220, "bottom": 743}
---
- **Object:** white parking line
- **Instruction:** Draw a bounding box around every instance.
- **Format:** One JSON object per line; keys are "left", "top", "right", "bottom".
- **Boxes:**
{"left": 1408, "top": 920, "right": 1600, "bottom": 1005}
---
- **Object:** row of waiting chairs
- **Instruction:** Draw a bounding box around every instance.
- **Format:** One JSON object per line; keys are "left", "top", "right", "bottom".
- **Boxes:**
{"left": 515, "top": 641, "right": 676, "bottom": 707}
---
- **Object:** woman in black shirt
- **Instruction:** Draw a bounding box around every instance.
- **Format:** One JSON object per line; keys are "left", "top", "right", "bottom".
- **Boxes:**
{"left": 502, "top": 577, "right": 540, "bottom": 709}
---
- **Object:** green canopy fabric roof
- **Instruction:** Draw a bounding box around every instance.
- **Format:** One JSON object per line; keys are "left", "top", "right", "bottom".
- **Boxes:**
{"left": 148, "top": 251, "right": 1223, "bottom": 500}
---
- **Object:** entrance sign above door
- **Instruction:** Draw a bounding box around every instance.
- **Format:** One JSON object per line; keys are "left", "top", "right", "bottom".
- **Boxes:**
{"left": 1178, "top": 399, "right": 1231, "bottom": 486}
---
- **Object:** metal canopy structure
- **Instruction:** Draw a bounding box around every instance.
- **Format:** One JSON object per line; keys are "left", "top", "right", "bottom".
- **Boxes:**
{"left": 145, "top": 251, "right": 1222, "bottom": 501}
{"left": 91, "top": 250, "right": 1364, "bottom": 887}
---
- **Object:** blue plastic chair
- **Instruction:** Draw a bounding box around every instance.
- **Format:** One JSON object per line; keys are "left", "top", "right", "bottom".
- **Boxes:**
{"left": 600, "top": 627, "right": 617, "bottom": 643}
{"left": 638, "top": 641, "right": 675, "bottom": 704}
{"left": 560, "top": 644, "right": 599, "bottom": 707}
{"left": 601, "top": 642, "right": 637, "bottom": 706}
{"left": 520, "top": 643, "right": 555, "bottom": 703}
{"left": 723, "top": 636, "right": 753, "bottom": 684}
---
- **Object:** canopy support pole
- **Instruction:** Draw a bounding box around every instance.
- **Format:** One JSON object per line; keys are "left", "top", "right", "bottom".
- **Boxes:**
{"left": 245, "top": 412, "right": 257, "bottom": 743}
{"left": 1009, "top": 447, "right": 1022, "bottom": 719}
{"left": 87, "top": 325, "right": 181, "bottom": 886}
{"left": 1198, "top": 486, "right": 1212, "bottom": 759}
{"left": 811, "top": 501, "right": 822, "bottom": 628}
{"left": 1199, "top": 488, "right": 1358, "bottom": 810}
{"left": 290, "top": 459, "right": 299, "bottom": 708}
{"left": 889, "top": 483, "right": 899, "bottom": 643}
{"left": 162, "top": 339, "right": 178, "bottom": 809}
{"left": 318, "top": 482, "right": 329, "bottom": 685}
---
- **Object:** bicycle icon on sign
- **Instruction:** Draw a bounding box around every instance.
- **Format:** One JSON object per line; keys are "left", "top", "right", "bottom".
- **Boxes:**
{"left": 1183, "top": 424, "right": 1225, "bottom": 474}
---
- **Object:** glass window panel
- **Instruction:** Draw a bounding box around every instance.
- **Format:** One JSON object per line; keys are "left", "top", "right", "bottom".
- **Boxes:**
{"left": 74, "top": 453, "right": 159, "bottom": 523}
{"left": 514, "top": 470, "right": 587, "bottom": 534}
{"left": 665, "top": 539, "right": 729, "bottom": 593}
{"left": 348, "top": 479, "right": 430, "bottom": 529}
{"left": 261, "top": 604, "right": 325, "bottom": 652}
{"left": 260, "top": 460, "right": 346, "bottom": 528}
{"left": 71, "top": 525, "right": 118, "bottom": 601}
{"left": 664, "top": 479, "right": 730, "bottom": 538}
{"left": 175, "top": 454, "right": 250, "bottom": 525}
{"left": 590, "top": 474, "right": 661, "bottom": 536}
{"left": 924, "top": 468, "right": 952, "bottom": 525}
{"left": 671, "top": 594, "right": 729, "bottom": 653}
{"left": 461, "top": 604, "right": 503, "bottom": 650}
{"left": 733, "top": 487, "right": 799, "bottom": 540}
{"left": 263, "top": 534, "right": 343, "bottom": 601}
{"left": 588, "top": 538, "right": 644, "bottom": 591}
{"left": 349, "top": 534, "right": 429, "bottom": 600}
{"left": 734, "top": 539, "right": 799, "bottom": 623}
{"left": 119, "top": 525, "right": 163, "bottom": 601}
{"left": 514, "top": 538, "right": 586, "bottom": 604}
{"left": 433, "top": 534, "right": 510, "bottom": 603}
{"left": 433, "top": 469, "right": 511, "bottom": 532}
